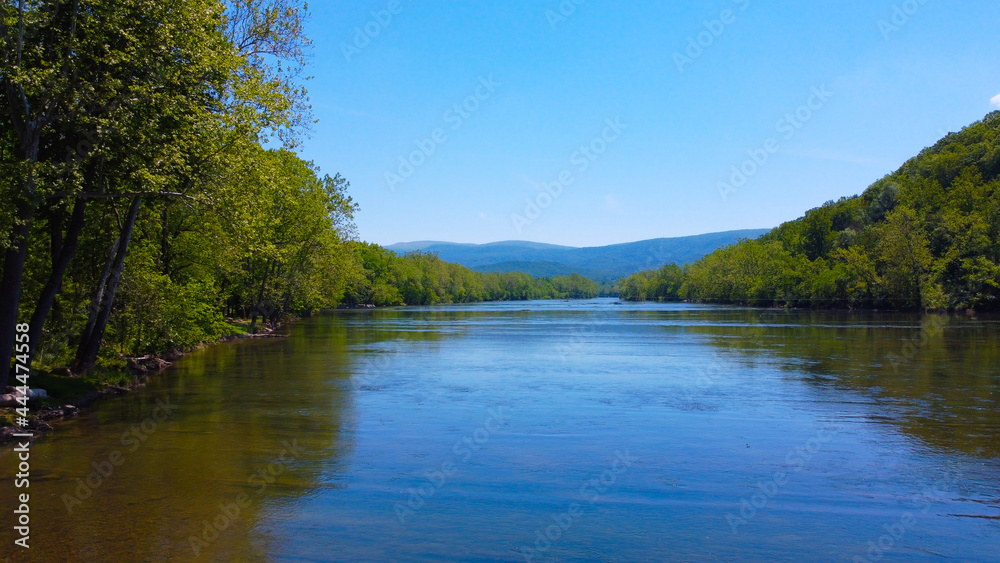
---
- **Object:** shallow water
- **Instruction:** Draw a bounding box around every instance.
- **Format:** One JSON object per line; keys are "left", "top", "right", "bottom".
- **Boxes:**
{"left": 2, "top": 299, "right": 999, "bottom": 561}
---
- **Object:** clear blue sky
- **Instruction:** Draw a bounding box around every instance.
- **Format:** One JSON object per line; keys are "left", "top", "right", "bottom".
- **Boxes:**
{"left": 298, "top": 0, "right": 1000, "bottom": 247}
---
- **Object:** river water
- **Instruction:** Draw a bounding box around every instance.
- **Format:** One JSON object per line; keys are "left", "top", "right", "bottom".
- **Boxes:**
{"left": 2, "top": 299, "right": 998, "bottom": 561}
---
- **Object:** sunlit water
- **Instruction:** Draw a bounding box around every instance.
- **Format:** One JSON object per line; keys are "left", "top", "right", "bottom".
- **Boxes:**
{"left": 2, "top": 299, "right": 999, "bottom": 562}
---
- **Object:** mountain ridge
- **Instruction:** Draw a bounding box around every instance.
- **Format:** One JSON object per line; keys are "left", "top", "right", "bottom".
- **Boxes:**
{"left": 386, "top": 229, "right": 771, "bottom": 281}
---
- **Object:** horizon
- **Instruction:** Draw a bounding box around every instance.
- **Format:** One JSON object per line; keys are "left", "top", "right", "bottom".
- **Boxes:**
{"left": 386, "top": 226, "right": 773, "bottom": 249}
{"left": 301, "top": 1, "right": 1000, "bottom": 247}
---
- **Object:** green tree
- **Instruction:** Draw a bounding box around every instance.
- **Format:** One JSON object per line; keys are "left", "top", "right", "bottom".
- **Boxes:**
{"left": 876, "top": 206, "right": 931, "bottom": 309}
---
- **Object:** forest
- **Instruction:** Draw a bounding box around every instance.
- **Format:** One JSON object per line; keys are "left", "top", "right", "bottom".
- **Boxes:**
{"left": 619, "top": 111, "right": 1000, "bottom": 311}
{"left": 345, "top": 243, "right": 600, "bottom": 306}
{"left": 0, "top": 1, "right": 599, "bottom": 391}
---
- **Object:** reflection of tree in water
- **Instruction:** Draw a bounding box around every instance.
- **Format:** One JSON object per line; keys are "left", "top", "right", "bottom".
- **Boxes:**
{"left": 0, "top": 311, "right": 461, "bottom": 562}
{"left": 685, "top": 308, "right": 1000, "bottom": 459}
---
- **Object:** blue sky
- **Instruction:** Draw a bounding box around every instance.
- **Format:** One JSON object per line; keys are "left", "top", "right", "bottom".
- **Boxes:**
{"left": 298, "top": 0, "right": 1000, "bottom": 247}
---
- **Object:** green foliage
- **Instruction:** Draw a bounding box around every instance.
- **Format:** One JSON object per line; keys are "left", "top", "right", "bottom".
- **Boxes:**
{"left": 343, "top": 243, "right": 600, "bottom": 306}
{"left": 551, "top": 274, "right": 600, "bottom": 299}
{"left": 21, "top": 372, "right": 102, "bottom": 405}
{"left": 0, "top": 0, "right": 321, "bottom": 381}
{"left": 621, "top": 111, "right": 1000, "bottom": 311}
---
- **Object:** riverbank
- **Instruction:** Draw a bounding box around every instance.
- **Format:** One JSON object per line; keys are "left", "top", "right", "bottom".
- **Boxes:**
{"left": 0, "top": 322, "right": 287, "bottom": 446}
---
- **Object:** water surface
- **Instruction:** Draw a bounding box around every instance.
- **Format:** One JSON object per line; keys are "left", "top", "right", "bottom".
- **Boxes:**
{"left": 2, "top": 300, "right": 998, "bottom": 561}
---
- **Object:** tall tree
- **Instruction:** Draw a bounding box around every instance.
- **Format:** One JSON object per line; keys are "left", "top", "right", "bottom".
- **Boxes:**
{"left": 0, "top": 0, "right": 87, "bottom": 388}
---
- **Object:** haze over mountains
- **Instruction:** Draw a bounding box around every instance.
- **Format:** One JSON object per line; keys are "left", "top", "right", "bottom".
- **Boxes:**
{"left": 387, "top": 229, "right": 770, "bottom": 281}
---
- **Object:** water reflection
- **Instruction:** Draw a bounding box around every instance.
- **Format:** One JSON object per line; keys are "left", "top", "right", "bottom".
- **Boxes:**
{"left": 682, "top": 309, "right": 1000, "bottom": 458}
{"left": 1, "top": 318, "right": 364, "bottom": 562}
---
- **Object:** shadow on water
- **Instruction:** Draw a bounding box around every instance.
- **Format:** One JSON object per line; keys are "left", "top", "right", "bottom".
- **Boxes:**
{"left": 680, "top": 308, "right": 1000, "bottom": 459}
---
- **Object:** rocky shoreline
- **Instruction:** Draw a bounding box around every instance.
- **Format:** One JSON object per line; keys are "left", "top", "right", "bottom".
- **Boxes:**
{"left": 0, "top": 325, "right": 288, "bottom": 446}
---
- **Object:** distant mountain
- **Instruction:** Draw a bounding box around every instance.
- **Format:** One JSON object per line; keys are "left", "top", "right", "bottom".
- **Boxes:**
{"left": 386, "top": 230, "right": 770, "bottom": 281}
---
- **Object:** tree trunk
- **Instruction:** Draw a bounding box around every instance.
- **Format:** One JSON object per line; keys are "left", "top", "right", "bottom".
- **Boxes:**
{"left": 74, "top": 196, "right": 142, "bottom": 374}
{"left": 249, "top": 259, "right": 275, "bottom": 334}
{"left": 0, "top": 198, "right": 35, "bottom": 389}
{"left": 160, "top": 203, "right": 171, "bottom": 276}
{"left": 79, "top": 234, "right": 120, "bottom": 354}
{"left": 28, "top": 198, "right": 87, "bottom": 361}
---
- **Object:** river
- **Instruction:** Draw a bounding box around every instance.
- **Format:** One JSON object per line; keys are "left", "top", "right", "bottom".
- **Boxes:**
{"left": 2, "top": 299, "right": 998, "bottom": 561}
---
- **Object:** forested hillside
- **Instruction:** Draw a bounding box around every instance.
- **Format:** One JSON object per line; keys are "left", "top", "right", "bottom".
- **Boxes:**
{"left": 621, "top": 112, "right": 1000, "bottom": 310}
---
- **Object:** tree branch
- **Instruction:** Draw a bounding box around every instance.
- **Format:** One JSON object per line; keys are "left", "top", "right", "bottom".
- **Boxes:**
{"left": 46, "top": 190, "right": 204, "bottom": 202}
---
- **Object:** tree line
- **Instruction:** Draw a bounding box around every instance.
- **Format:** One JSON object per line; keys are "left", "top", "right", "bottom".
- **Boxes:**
{"left": 345, "top": 243, "right": 600, "bottom": 306}
{"left": 619, "top": 111, "right": 1000, "bottom": 311}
